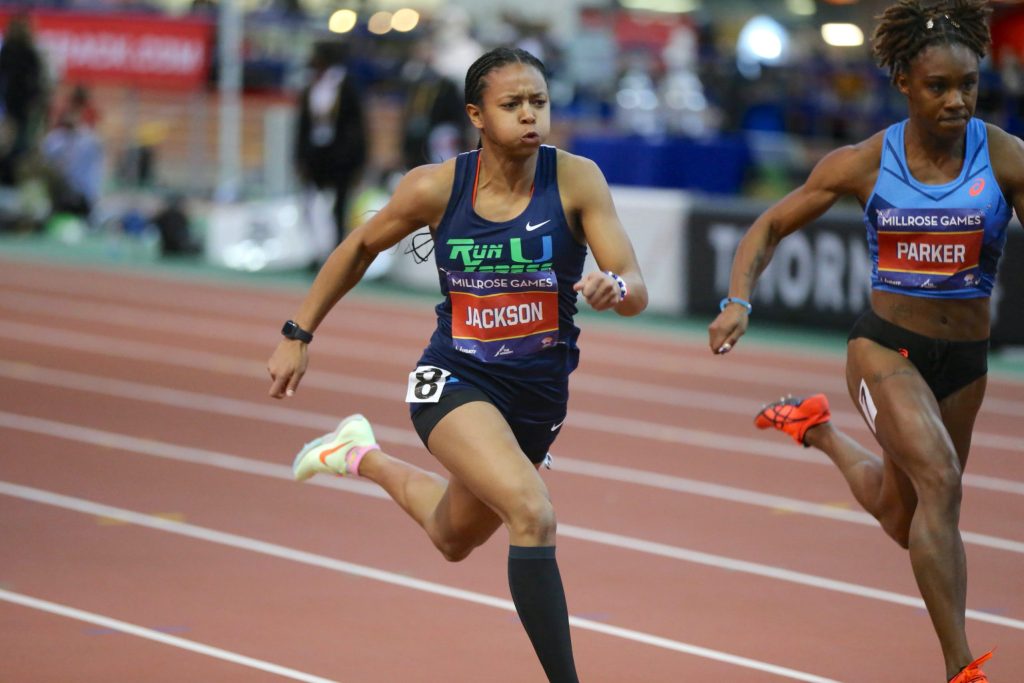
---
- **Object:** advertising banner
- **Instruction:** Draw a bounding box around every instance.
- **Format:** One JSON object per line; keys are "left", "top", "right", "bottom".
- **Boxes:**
{"left": 0, "top": 10, "right": 213, "bottom": 90}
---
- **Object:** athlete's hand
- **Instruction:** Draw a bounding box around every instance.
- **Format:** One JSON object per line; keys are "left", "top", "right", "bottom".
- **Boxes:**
{"left": 708, "top": 305, "right": 749, "bottom": 355}
{"left": 268, "top": 339, "right": 309, "bottom": 398}
{"left": 573, "top": 271, "right": 620, "bottom": 311}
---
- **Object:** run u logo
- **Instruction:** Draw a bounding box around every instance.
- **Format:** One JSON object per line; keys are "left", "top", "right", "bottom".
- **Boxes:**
{"left": 510, "top": 236, "right": 552, "bottom": 264}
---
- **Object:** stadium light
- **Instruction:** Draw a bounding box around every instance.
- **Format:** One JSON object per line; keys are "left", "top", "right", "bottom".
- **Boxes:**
{"left": 368, "top": 11, "right": 393, "bottom": 35}
{"left": 619, "top": 0, "right": 699, "bottom": 13}
{"left": 738, "top": 15, "right": 788, "bottom": 63}
{"left": 821, "top": 23, "right": 865, "bottom": 47}
{"left": 391, "top": 8, "right": 420, "bottom": 33}
{"left": 785, "top": 0, "right": 816, "bottom": 16}
{"left": 328, "top": 9, "right": 357, "bottom": 34}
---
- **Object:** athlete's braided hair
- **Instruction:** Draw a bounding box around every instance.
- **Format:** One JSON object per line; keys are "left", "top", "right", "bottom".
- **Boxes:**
{"left": 873, "top": 0, "right": 992, "bottom": 84}
{"left": 464, "top": 47, "right": 547, "bottom": 106}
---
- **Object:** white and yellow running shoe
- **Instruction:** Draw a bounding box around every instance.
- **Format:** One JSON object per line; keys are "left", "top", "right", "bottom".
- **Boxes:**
{"left": 292, "top": 414, "right": 379, "bottom": 482}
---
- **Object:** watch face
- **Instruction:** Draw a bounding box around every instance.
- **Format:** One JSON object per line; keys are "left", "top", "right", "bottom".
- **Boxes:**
{"left": 281, "top": 320, "right": 311, "bottom": 342}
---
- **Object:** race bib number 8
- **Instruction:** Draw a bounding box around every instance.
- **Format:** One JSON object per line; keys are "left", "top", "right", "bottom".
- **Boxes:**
{"left": 405, "top": 366, "right": 451, "bottom": 403}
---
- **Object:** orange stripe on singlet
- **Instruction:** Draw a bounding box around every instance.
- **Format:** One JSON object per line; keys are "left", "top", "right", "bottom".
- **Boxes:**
{"left": 471, "top": 151, "right": 535, "bottom": 208}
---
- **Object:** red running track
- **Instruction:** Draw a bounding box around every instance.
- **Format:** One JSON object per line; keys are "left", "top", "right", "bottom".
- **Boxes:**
{"left": 0, "top": 256, "right": 1022, "bottom": 682}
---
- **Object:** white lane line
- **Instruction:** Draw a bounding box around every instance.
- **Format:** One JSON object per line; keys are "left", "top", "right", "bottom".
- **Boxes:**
{"left": 2, "top": 411, "right": 1023, "bottom": 631}
{"left": 2, "top": 345, "right": 1023, "bottom": 503}
{"left": 0, "top": 589, "right": 341, "bottom": 683}
{"left": 558, "top": 526, "right": 1024, "bottom": 631}
{"left": 3, "top": 290, "right": 1023, "bottom": 422}
{"left": 552, "top": 457, "right": 1024, "bottom": 553}
{"left": 0, "top": 482, "right": 841, "bottom": 683}
{"left": 0, "top": 410, "right": 388, "bottom": 500}
{"left": 2, "top": 361, "right": 1023, "bottom": 550}
{"left": 0, "top": 320, "right": 1021, "bottom": 463}
{"left": 0, "top": 292, "right": 835, "bottom": 413}
{"left": 2, "top": 279, "right": 1022, "bottom": 395}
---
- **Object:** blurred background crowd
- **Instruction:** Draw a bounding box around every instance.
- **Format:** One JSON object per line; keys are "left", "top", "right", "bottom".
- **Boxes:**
{"left": 0, "top": 0, "right": 1022, "bottom": 266}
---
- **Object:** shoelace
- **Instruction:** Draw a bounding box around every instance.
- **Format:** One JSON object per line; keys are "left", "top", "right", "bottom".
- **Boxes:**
{"left": 954, "top": 669, "right": 986, "bottom": 683}
{"left": 951, "top": 650, "right": 994, "bottom": 683}
{"left": 762, "top": 398, "right": 808, "bottom": 427}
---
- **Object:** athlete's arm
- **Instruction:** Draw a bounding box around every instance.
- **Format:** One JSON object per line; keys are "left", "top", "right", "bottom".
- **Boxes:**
{"left": 988, "top": 123, "right": 1024, "bottom": 228}
{"left": 268, "top": 162, "right": 453, "bottom": 398}
{"left": 708, "top": 135, "right": 881, "bottom": 354}
{"left": 558, "top": 151, "right": 648, "bottom": 316}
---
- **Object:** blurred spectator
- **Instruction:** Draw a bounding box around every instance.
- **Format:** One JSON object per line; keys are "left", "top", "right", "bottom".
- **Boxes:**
{"left": 615, "top": 52, "right": 662, "bottom": 137}
{"left": 430, "top": 7, "right": 484, "bottom": 85}
{"left": 0, "top": 117, "right": 15, "bottom": 186}
{"left": 0, "top": 13, "right": 47, "bottom": 183}
{"left": 191, "top": 0, "right": 217, "bottom": 14}
{"left": 998, "top": 46, "right": 1023, "bottom": 134}
{"left": 565, "top": 10, "right": 618, "bottom": 120}
{"left": 151, "top": 193, "right": 201, "bottom": 256}
{"left": 660, "top": 25, "right": 714, "bottom": 138}
{"left": 399, "top": 38, "right": 468, "bottom": 169}
{"left": 51, "top": 84, "right": 101, "bottom": 131}
{"left": 258, "top": 0, "right": 305, "bottom": 20}
{"left": 294, "top": 40, "right": 367, "bottom": 249}
{"left": 40, "top": 109, "right": 104, "bottom": 218}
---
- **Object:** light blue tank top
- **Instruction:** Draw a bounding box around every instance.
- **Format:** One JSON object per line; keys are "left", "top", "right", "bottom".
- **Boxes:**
{"left": 863, "top": 118, "right": 1012, "bottom": 298}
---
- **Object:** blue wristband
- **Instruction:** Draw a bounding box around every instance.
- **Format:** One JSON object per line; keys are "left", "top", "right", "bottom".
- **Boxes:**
{"left": 719, "top": 297, "right": 752, "bottom": 314}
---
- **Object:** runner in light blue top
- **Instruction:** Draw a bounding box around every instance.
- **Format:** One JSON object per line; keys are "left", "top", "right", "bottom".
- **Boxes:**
{"left": 708, "top": 2, "right": 1023, "bottom": 680}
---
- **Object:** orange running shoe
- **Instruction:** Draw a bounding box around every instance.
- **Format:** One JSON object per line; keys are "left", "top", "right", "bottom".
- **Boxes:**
{"left": 949, "top": 650, "right": 994, "bottom": 683}
{"left": 754, "top": 394, "right": 831, "bottom": 447}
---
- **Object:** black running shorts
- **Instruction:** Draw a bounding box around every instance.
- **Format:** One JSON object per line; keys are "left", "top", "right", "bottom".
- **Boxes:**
{"left": 410, "top": 383, "right": 564, "bottom": 465}
{"left": 848, "top": 310, "right": 988, "bottom": 401}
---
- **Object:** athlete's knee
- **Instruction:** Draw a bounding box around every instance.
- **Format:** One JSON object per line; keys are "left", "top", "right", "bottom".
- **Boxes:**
{"left": 506, "top": 494, "right": 557, "bottom": 543}
{"left": 880, "top": 513, "right": 912, "bottom": 549}
{"left": 430, "top": 524, "right": 493, "bottom": 563}
{"left": 914, "top": 460, "right": 963, "bottom": 511}
{"left": 436, "top": 537, "right": 478, "bottom": 563}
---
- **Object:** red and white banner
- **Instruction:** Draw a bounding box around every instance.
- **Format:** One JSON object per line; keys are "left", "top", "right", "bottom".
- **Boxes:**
{"left": 0, "top": 11, "right": 213, "bottom": 91}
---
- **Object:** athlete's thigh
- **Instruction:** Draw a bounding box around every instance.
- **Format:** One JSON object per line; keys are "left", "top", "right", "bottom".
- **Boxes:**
{"left": 938, "top": 374, "right": 987, "bottom": 471}
{"left": 426, "top": 400, "right": 551, "bottom": 524}
{"left": 433, "top": 474, "right": 503, "bottom": 543}
{"left": 845, "top": 338, "right": 957, "bottom": 479}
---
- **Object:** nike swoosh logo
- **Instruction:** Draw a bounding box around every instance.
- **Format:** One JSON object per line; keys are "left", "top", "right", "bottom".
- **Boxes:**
{"left": 320, "top": 440, "right": 353, "bottom": 465}
{"left": 525, "top": 220, "right": 551, "bottom": 232}
{"left": 550, "top": 419, "right": 565, "bottom": 432}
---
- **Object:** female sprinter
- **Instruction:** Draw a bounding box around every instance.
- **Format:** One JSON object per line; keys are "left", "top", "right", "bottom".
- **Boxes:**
{"left": 708, "top": 2, "right": 1022, "bottom": 681}
{"left": 268, "top": 47, "right": 647, "bottom": 683}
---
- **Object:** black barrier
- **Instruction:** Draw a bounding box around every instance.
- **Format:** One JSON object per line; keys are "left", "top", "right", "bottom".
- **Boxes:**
{"left": 992, "top": 227, "right": 1024, "bottom": 347}
{"left": 686, "top": 198, "right": 1024, "bottom": 347}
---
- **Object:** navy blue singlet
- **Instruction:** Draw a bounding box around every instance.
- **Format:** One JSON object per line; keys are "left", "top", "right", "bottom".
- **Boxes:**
{"left": 864, "top": 118, "right": 1012, "bottom": 298}
{"left": 415, "top": 145, "right": 587, "bottom": 391}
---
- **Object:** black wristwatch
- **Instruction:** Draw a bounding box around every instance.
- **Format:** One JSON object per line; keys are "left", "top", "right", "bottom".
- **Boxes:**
{"left": 281, "top": 320, "right": 313, "bottom": 343}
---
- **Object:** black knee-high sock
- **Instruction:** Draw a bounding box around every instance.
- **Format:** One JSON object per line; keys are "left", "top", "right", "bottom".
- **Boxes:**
{"left": 508, "top": 545, "right": 579, "bottom": 683}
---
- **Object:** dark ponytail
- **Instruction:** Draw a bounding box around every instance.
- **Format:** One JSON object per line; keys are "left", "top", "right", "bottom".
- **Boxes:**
{"left": 872, "top": 0, "right": 992, "bottom": 84}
